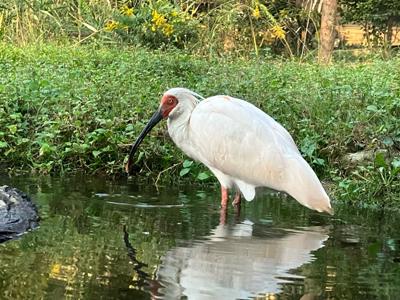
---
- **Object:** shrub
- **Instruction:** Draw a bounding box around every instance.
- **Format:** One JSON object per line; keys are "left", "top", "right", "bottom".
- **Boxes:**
{"left": 106, "top": 1, "right": 199, "bottom": 49}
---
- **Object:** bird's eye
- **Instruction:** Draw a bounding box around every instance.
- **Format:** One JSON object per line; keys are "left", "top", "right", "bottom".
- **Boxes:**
{"left": 168, "top": 98, "right": 174, "bottom": 105}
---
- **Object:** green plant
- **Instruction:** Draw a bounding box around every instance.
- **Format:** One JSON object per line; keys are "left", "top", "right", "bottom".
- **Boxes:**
{"left": 335, "top": 153, "right": 400, "bottom": 207}
{"left": 179, "top": 160, "right": 211, "bottom": 181}
{"left": 0, "top": 0, "right": 112, "bottom": 44}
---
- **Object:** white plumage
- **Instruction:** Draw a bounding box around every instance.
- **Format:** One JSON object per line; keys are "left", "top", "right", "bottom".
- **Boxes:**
{"left": 126, "top": 88, "right": 333, "bottom": 214}
{"left": 156, "top": 222, "right": 329, "bottom": 299}
{"left": 166, "top": 88, "right": 332, "bottom": 214}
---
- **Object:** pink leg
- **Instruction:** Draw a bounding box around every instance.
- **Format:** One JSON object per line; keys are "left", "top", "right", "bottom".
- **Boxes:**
{"left": 221, "top": 186, "right": 229, "bottom": 208}
{"left": 220, "top": 206, "right": 227, "bottom": 225}
{"left": 219, "top": 186, "right": 228, "bottom": 225}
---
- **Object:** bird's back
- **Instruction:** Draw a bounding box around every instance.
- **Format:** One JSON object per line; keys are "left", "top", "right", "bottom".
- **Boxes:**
{"left": 189, "top": 95, "right": 301, "bottom": 185}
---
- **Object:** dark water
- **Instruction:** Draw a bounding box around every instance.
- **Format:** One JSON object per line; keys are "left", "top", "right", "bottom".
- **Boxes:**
{"left": 0, "top": 175, "right": 399, "bottom": 300}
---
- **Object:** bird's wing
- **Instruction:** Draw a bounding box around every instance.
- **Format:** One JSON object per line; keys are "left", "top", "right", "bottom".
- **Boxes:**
{"left": 228, "top": 97, "right": 300, "bottom": 154}
{"left": 189, "top": 96, "right": 298, "bottom": 189}
{"left": 188, "top": 96, "right": 331, "bottom": 213}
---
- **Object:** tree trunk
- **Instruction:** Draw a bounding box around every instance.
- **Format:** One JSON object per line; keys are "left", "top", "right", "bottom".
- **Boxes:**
{"left": 383, "top": 16, "right": 395, "bottom": 58}
{"left": 318, "top": 0, "right": 337, "bottom": 64}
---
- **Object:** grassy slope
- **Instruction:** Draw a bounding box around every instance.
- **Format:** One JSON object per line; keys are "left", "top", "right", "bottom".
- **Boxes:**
{"left": 0, "top": 44, "right": 399, "bottom": 206}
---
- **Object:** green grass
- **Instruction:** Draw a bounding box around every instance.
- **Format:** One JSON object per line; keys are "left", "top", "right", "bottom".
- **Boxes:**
{"left": 0, "top": 43, "right": 399, "bottom": 207}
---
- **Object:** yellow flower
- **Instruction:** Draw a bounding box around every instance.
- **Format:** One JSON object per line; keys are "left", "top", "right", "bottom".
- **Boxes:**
{"left": 105, "top": 20, "right": 119, "bottom": 32}
{"left": 151, "top": 25, "right": 156, "bottom": 32}
{"left": 152, "top": 10, "right": 160, "bottom": 20}
{"left": 171, "top": 10, "right": 178, "bottom": 17}
{"left": 162, "top": 24, "right": 174, "bottom": 37}
{"left": 50, "top": 263, "right": 61, "bottom": 275}
{"left": 152, "top": 10, "right": 166, "bottom": 27}
{"left": 272, "top": 25, "right": 285, "bottom": 39}
{"left": 253, "top": 6, "right": 261, "bottom": 19}
{"left": 120, "top": 5, "right": 134, "bottom": 17}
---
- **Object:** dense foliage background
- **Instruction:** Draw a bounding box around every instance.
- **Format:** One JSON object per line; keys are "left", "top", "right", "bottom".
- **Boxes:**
{"left": 0, "top": 0, "right": 399, "bottom": 207}
{"left": 0, "top": 0, "right": 399, "bottom": 57}
{"left": 0, "top": 44, "right": 398, "bottom": 207}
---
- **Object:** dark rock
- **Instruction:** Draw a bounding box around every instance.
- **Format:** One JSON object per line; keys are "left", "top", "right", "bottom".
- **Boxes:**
{"left": 0, "top": 185, "right": 39, "bottom": 243}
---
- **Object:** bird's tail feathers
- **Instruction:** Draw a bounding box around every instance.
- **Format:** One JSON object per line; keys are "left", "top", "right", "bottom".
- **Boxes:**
{"left": 284, "top": 156, "right": 333, "bottom": 215}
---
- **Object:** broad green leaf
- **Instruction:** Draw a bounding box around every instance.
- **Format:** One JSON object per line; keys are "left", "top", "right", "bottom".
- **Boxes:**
{"left": 10, "top": 113, "right": 21, "bottom": 120}
{"left": 92, "top": 150, "right": 101, "bottom": 158}
{"left": 17, "top": 138, "right": 30, "bottom": 145}
{"left": 366, "top": 105, "right": 378, "bottom": 112}
{"left": 39, "top": 143, "right": 52, "bottom": 156}
{"left": 183, "top": 160, "right": 193, "bottom": 168}
{"left": 7, "top": 125, "right": 17, "bottom": 134}
{"left": 136, "top": 151, "right": 144, "bottom": 163}
{"left": 179, "top": 168, "right": 190, "bottom": 177}
{"left": 197, "top": 172, "right": 210, "bottom": 180}
{"left": 339, "top": 179, "right": 350, "bottom": 189}
{"left": 80, "top": 143, "right": 90, "bottom": 151}
{"left": 314, "top": 158, "right": 325, "bottom": 166}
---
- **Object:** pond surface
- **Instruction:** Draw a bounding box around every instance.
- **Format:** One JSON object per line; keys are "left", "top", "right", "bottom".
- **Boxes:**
{"left": 0, "top": 175, "right": 399, "bottom": 300}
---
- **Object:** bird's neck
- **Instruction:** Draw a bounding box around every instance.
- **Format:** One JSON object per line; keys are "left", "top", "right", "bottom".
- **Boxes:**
{"left": 169, "top": 96, "right": 198, "bottom": 126}
{"left": 167, "top": 99, "right": 197, "bottom": 144}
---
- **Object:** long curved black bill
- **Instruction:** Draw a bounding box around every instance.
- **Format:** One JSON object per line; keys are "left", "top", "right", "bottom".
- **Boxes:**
{"left": 125, "top": 109, "right": 163, "bottom": 175}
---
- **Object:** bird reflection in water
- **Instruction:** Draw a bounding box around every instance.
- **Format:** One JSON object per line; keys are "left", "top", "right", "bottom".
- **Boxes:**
{"left": 155, "top": 221, "right": 329, "bottom": 299}
{"left": 123, "top": 219, "right": 329, "bottom": 299}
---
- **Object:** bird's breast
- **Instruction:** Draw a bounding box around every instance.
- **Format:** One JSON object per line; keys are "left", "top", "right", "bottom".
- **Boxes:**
{"left": 168, "top": 121, "right": 202, "bottom": 163}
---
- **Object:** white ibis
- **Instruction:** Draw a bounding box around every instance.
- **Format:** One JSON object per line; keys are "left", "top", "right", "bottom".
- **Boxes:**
{"left": 126, "top": 88, "right": 333, "bottom": 215}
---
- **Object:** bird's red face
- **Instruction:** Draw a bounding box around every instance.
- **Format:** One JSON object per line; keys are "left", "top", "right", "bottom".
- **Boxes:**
{"left": 160, "top": 94, "right": 178, "bottom": 118}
